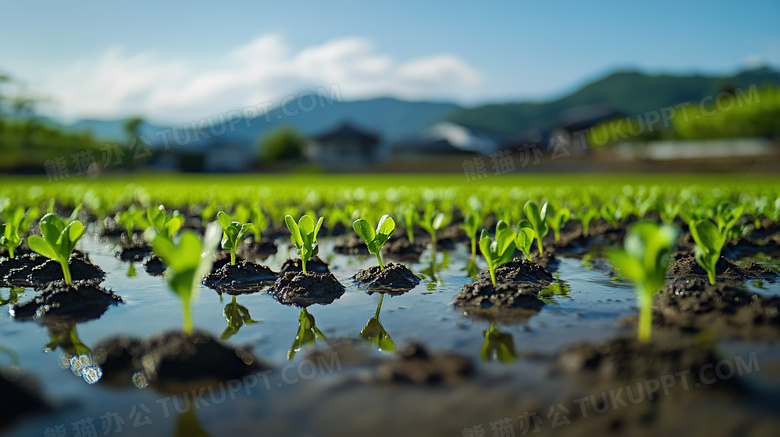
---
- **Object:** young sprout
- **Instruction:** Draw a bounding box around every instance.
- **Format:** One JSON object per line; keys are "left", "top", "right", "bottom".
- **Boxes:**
{"left": 601, "top": 203, "right": 622, "bottom": 228}
{"left": 0, "top": 207, "right": 25, "bottom": 258}
{"left": 200, "top": 201, "right": 218, "bottom": 223}
{"left": 146, "top": 205, "right": 184, "bottom": 240}
{"left": 659, "top": 202, "right": 680, "bottom": 224}
{"left": 401, "top": 208, "right": 419, "bottom": 243}
{"left": 27, "top": 213, "right": 85, "bottom": 284}
{"left": 114, "top": 209, "right": 137, "bottom": 239}
{"left": 514, "top": 220, "right": 535, "bottom": 260}
{"left": 250, "top": 205, "right": 268, "bottom": 237}
{"left": 151, "top": 224, "right": 221, "bottom": 333}
{"left": 353, "top": 214, "right": 395, "bottom": 270}
{"left": 523, "top": 201, "right": 549, "bottom": 256}
{"left": 478, "top": 220, "right": 517, "bottom": 287}
{"left": 460, "top": 212, "right": 482, "bottom": 259}
{"left": 712, "top": 202, "right": 744, "bottom": 237}
{"left": 231, "top": 204, "right": 252, "bottom": 225}
{"left": 575, "top": 206, "right": 599, "bottom": 237}
{"left": 284, "top": 214, "right": 324, "bottom": 274}
{"left": 545, "top": 203, "right": 571, "bottom": 241}
{"left": 689, "top": 219, "right": 727, "bottom": 285}
{"left": 608, "top": 221, "right": 678, "bottom": 342}
{"left": 419, "top": 208, "right": 447, "bottom": 250}
{"left": 216, "top": 211, "right": 253, "bottom": 265}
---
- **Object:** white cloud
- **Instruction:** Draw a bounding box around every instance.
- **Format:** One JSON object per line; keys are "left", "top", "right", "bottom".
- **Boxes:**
{"left": 33, "top": 35, "right": 482, "bottom": 123}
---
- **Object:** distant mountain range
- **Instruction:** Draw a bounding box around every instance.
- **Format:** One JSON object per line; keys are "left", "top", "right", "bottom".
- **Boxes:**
{"left": 63, "top": 66, "right": 780, "bottom": 146}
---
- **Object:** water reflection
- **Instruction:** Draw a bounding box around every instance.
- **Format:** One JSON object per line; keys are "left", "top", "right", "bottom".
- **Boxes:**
{"left": 538, "top": 274, "right": 571, "bottom": 305}
{"left": 0, "top": 345, "right": 20, "bottom": 367}
{"left": 288, "top": 308, "right": 325, "bottom": 360}
{"left": 220, "top": 295, "right": 259, "bottom": 340}
{"left": 359, "top": 294, "right": 396, "bottom": 352}
{"left": 173, "top": 399, "right": 212, "bottom": 437}
{"left": 480, "top": 323, "right": 517, "bottom": 363}
{"left": 127, "top": 263, "right": 137, "bottom": 277}
{"left": 419, "top": 249, "right": 450, "bottom": 290}
{"left": 44, "top": 322, "right": 102, "bottom": 384}
{"left": 463, "top": 258, "right": 480, "bottom": 279}
{"left": 0, "top": 287, "right": 24, "bottom": 306}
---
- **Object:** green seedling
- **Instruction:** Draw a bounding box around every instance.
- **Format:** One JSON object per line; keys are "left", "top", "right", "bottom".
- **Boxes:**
{"left": 288, "top": 308, "right": 325, "bottom": 360}
{"left": 523, "top": 201, "right": 548, "bottom": 256}
{"left": 689, "top": 219, "right": 727, "bottom": 285}
{"left": 480, "top": 323, "right": 517, "bottom": 363}
{"left": 231, "top": 204, "right": 251, "bottom": 225}
{"left": 601, "top": 203, "right": 622, "bottom": 228}
{"left": 27, "top": 213, "right": 85, "bottom": 284}
{"left": 515, "top": 220, "right": 535, "bottom": 260}
{"left": 200, "top": 201, "right": 218, "bottom": 222}
{"left": 575, "top": 206, "right": 599, "bottom": 237}
{"left": 478, "top": 220, "right": 517, "bottom": 287}
{"left": 712, "top": 202, "right": 744, "bottom": 236}
{"left": 400, "top": 208, "right": 418, "bottom": 243}
{"left": 0, "top": 207, "right": 24, "bottom": 258}
{"left": 147, "top": 205, "right": 184, "bottom": 240}
{"left": 19, "top": 206, "right": 40, "bottom": 234}
{"left": 250, "top": 205, "right": 268, "bottom": 237}
{"left": 221, "top": 295, "right": 258, "bottom": 340}
{"left": 608, "top": 221, "right": 678, "bottom": 342}
{"left": 151, "top": 223, "right": 221, "bottom": 333}
{"left": 360, "top": 294, "right": 396, "bottom": 352}
{"left": 419, "top": 208, "right": 447, "bottom": 249}
{"left": 216, "top": 211, "right": 253, "bottom": 265}
{"left": 545, "top": 204, "right": 571, "bottom": 241}
{"left": 660, "top": 203, "right": 680, "bottom": 224}
{"left": 353, "top": 214, "right": 395, "bottom": 270}
{"left": 284, "top": 214, "right": 324, "bottom": 274}
{"left": 460, "top": 212, "right": 482, "bottom": 259}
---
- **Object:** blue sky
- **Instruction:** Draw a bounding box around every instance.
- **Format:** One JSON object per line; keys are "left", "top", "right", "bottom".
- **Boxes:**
{"left": 1, "top": 0, "right": 778, "bottom": 123}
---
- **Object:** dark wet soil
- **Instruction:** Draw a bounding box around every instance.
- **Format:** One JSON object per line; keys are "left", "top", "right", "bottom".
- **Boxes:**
{"left": 278, "top": 257, "right": 331, "bottom": 275}
{"left": 0, "top": 246, "right": 32, "bottom": 259}
{"left": 454, "top": 259, "right": 553, "bottom": 320}
{"left": 1, "top": 254, "right": 48, "bottom": 286}
{"left": 144, "top": 256, "right": 166, "bottom": 276}
{"left": 211, "top": 251, "right": 245, "bottom": 271}
{"left": 320, "top": 222, "right": 348, "bottom": 237}
{"left": 238, "top": 238, "right": 278, "bottom": 259}
{"left": 93, "top": 330, "right": 268, "bottom": 392}
{"left": 203, "top": 260, "right": 277, "bottom": 294}
{"left": 11, "top": 280, "right": 123, "bottom": 324}
{"left": 270, "top": 271, "right": 345, "bottom": 307}
{"left": 382, "top": 238, "right": 425, "bottom": 261}
{"left": 3, "top": 254, "right": 105, "bottom": 288}
{"left": 373, "top": 343, "right": 475, "bottom": 386}
{"left": 27, "top": 258, "right": 106, "bottom": 288}
{"left": 667, "top": 254, "right": 776, "bottom": 282}
{"left": 418, "top": 225, "right": 469, "bottom": 251}
{"left": 553, "top": 335, "right": 745, "bottom": 393}
{"left": 0, "top": 368, "right": 49, "bottom": 429}
{"left": 116, "top": 242, "right": 152, "bottom": 262}
{"left": 650, "top": 278, "right": 780, "bottom": 340}
{"left": 530, "top": 251, "right": 560, "bottom": 270}
{"left": 352, "top": 263, "right": 421, "bottom": 294}
{"left": 334, "top": 237, "right": 369, "bottom": 255}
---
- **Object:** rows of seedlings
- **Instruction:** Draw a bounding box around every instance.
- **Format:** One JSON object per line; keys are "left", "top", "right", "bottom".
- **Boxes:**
{"left": 1, "top": 187, "right": 780, "bottom": 434}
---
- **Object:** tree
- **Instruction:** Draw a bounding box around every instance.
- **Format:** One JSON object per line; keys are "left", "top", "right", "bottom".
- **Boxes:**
{"left": 123, "top": 116, "right": 144, "bottom": 143}
{"left": 258, "top": 126, "right": 306, "bottom": 163}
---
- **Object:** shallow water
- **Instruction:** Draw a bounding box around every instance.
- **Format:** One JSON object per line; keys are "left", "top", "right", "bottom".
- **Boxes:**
{"left": 2, "top": 234, "right": 779, "bottom": 436}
